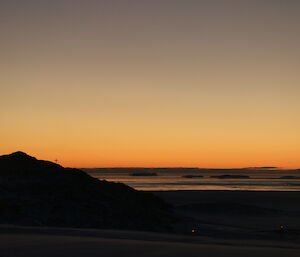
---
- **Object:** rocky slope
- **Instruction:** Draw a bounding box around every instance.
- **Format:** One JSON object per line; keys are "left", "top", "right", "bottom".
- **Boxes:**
{"left": 0, "top": 152, "right": 174, "bottom": 231}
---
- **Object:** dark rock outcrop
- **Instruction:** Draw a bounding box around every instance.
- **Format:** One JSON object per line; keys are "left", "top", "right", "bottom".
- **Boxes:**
{"left": 0, "top": 152, "right": 174, "bottom": 231}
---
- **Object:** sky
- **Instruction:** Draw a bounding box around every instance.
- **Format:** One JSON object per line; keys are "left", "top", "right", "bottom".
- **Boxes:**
{"left": 1, "top": 0, "right": 299, "bottom": 168}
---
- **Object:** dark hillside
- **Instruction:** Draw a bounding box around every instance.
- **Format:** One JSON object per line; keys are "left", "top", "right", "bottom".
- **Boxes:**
{"left": 0, "top": 152, "right": 174, "bottom": 231}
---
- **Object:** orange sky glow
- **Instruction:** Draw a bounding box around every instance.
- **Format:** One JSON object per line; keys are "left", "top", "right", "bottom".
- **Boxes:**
{"left": 1, "top": 1, "right": 299, "bottom": 169}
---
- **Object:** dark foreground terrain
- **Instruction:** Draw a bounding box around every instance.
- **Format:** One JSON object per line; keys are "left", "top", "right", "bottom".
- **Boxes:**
{"left": 0, "top": 152, "right": 173, "bottom": 231}
{"left": 153, "top": 190, "right": 300, "bottom": 240}
{"left": 1, "top": 152, "right": 300, "bottom": 256}
{"left": 0, "top": 224, "right": 299, "bottom": 257}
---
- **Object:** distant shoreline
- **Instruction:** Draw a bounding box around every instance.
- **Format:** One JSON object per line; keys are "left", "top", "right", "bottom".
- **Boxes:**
{"left": 147, "top": 189, "right": 300, "bottom": 193}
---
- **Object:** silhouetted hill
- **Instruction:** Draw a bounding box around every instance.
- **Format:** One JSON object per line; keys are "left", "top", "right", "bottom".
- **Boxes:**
{"left": 0, "top": 151, "right": 62, "bottom": 172}
{"left": 0, "top": 152, "right": 174, "bottom": 231}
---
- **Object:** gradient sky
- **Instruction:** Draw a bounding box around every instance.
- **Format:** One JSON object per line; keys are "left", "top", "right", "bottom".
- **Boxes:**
{"left": 1, "top": 0, "right": 299, "bottom": 168}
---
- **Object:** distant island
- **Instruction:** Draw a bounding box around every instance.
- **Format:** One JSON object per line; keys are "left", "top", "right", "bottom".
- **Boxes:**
{"left": 82, "top": 167, "right": 300, "bottom": 174}
{"left": 210, "top": 175, "right": 250, "bottom": 179}
{"left": 182, "top": 175, "right": 204, "bottom": 178}
{"left": 131, "top": 172, "right": 158, "bottom": 176}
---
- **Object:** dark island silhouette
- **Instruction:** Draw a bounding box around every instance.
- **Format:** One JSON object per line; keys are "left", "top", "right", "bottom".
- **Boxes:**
{"left": 0, "top": 152, "right": 174, "bottom": 231}
{"left": 130, "top": 172, "right": 158, "bottom": 176}
{"left": 210, "top": 175, "right": 250, "bottom": 179}
{"left": 182, "top": 175, "right": 204, "bottom": 178}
